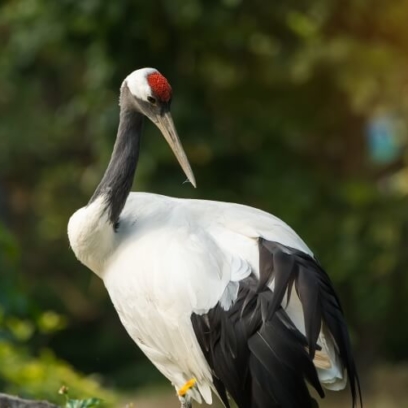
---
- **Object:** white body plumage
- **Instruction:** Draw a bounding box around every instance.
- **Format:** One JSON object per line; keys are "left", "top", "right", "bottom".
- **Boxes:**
{"left": 68, "top": 192, "right": 346, "bottom": 404}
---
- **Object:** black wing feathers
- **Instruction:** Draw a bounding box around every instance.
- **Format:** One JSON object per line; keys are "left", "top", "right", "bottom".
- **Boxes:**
{"left": 259, "top": 239, "right": 362, "bottom": 408}
{"left": 192, "top": 239, "right": 362, "bottom": 408}
{"left": 192, "top": 275, "right": 325, "bottom": 408}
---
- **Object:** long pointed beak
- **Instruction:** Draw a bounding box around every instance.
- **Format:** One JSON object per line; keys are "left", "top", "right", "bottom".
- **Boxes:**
{"left": 154, "top": 111, "right": 196, "bottom": 188}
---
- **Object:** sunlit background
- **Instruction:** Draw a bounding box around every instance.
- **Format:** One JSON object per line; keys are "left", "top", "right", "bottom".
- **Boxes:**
{"left": 1, "top": 0, "right": 408, "bottom": 407}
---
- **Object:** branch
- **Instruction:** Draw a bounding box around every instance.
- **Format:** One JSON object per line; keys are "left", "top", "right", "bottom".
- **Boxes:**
{"left": 0, "top": 393, "right": 57, "bottom": 408}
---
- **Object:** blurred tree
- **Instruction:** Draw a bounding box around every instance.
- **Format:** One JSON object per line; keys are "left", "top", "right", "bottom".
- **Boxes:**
{"left": 1, "top": 0, "right": 408, "bottom": 397}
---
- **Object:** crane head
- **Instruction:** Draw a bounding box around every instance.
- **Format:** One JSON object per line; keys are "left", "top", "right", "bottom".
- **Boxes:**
{"left": 122, "top": 68, "right": 196, "bottom": 188}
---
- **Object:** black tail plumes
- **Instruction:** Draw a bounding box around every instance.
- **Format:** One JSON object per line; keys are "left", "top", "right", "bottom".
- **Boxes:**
{"left": 259, "top": 239, "right": 362, "bottom": 408}
{"left": 191, "top": 239, "right": 362, "bottom": 408}
{"left": 192, "top": 275, "right": 324, "bottom": 408}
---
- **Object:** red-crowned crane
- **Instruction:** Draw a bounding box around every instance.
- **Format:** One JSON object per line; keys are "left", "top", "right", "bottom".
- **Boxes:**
{"left": 68, "top": 68, "right": 362, "bottom": 408}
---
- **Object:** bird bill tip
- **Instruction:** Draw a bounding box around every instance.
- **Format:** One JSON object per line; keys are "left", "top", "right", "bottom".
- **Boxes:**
{"left": 184, "top": 177, "right": 197, "bottom": 188}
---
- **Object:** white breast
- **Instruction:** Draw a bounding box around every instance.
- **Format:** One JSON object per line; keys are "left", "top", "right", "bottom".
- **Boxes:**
{"left": 68, "top": 196, "right": 117, "bottom": 275}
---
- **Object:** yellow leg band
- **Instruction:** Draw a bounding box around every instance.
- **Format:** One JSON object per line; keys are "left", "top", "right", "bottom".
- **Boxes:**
{"left": 177, "top": 378, "right": 197, "bottom": 396}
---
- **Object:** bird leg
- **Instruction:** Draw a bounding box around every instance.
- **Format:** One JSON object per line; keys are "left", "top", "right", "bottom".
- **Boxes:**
{"left": 178, "top": 395, "right": 192, "bottom": 408}
{"left": 177, "top": 378, "right": 196, "bottom": 408}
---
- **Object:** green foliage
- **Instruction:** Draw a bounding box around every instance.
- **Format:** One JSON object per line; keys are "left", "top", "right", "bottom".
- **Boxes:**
{"left": 65, "top": 399, "right": 102, "bottom": 408}
{"left": 0, "top": 223, "right": 117, "bottom": 405}
{"left": 0, "top": 337, "right": 116, "bottom": 405}
{"left": 59, "top": 385, "right": 103, "bottom": 408}
{"left": 0, "top": 0, "right": 408, "bottom": 399}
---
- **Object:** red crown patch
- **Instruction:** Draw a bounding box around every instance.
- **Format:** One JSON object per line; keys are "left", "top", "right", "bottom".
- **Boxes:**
{"left": 147, "top": 72, "right": 172, "bottom": 103}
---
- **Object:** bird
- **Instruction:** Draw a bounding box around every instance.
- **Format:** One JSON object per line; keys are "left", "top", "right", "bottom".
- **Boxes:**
{"left": 68, "top": 67, "right": 362, "bottom": 408}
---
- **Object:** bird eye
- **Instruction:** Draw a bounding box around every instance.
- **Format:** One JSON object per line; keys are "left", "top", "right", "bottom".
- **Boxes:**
{"left": 147, "top": 96, "right": 157, "bottom": 105}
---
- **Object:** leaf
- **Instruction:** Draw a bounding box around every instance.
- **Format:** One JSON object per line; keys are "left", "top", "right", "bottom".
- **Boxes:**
{"left": 66, "top": 398, "right": 102, "bottom": 408}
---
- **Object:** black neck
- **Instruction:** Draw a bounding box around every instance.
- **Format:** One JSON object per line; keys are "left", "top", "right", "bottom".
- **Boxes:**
{"left": 89, "top": 106, "right": 143, "bottom": 226}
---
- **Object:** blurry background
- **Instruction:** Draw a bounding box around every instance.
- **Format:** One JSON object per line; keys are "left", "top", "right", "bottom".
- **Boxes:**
{"left": 1, "top": 0, "right": 408, "bottom": 406}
